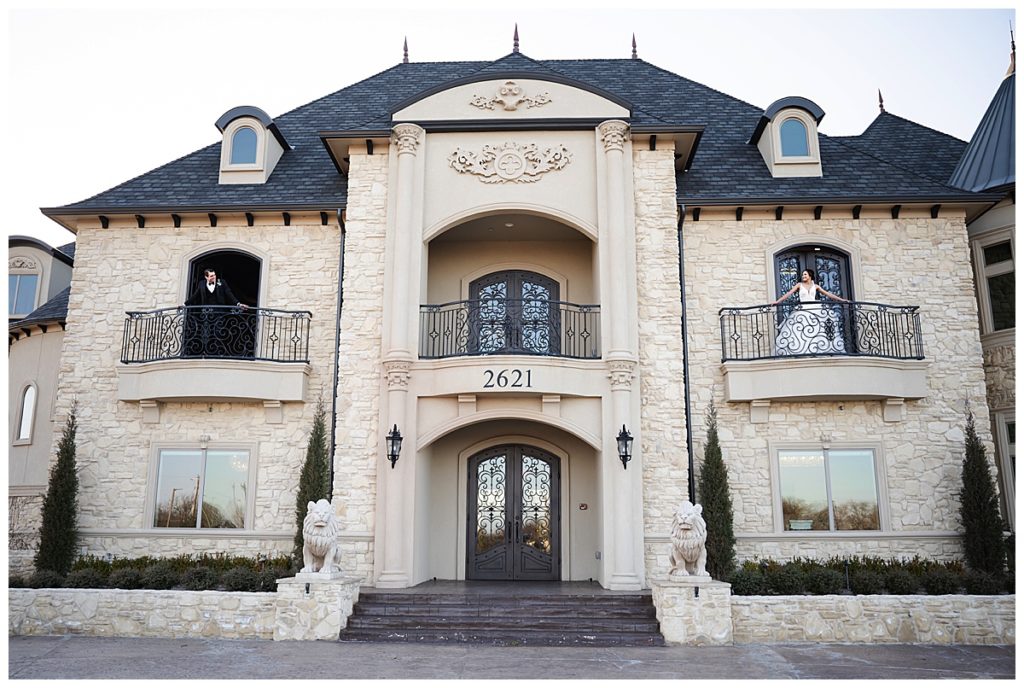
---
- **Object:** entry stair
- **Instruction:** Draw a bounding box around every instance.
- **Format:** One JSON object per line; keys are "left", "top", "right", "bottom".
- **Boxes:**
{"left": 338, "top": 588, "right": 665, "bottom": 646}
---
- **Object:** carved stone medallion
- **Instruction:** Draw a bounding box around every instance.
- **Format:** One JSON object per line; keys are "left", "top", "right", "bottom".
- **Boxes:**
{"left": 9, "top": 257, "right": 38, "bottom": 270}
{"left": 470, "top": 81, "right": 551, "bottom": 111}
{"left": 448, "top": 142, "right": 572, "bottom": 184}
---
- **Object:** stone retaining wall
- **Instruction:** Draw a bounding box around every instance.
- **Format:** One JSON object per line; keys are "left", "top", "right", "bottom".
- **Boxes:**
{"left": 731, "top": 594, "right": 1015, "bottom": 645}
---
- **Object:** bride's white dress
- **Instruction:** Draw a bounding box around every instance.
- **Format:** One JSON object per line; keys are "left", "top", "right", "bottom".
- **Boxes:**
{"left": 775, "top": 284, "right": 845, "bottom": 355}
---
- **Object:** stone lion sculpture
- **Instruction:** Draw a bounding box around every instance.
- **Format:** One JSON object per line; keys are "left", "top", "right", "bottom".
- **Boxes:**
{"left": 301, "top": 499, "right": 343, "bottom": 575}
{"left": 669, "top": 500, "right": 709, "bottom": 578}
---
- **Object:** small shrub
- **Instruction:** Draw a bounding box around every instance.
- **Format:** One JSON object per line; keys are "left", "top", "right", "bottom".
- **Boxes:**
{"left": 849, "top": 570, "right": 884, "bottom": 595}
{"left": 727, "top": 568, "right": 767, "bottom": 595}
{"left": 182, "top": 566, "right": 220, "bottom": 591}
{"left": 921, "top": 569, "right": 961, "bottom": 595}
{"left": 766, "top": 563, "right": 805, "bottom": 595}
{"left": 884, "top": 570, "right": 919, "bottom": 595}
{"left": 222, "top": 566, "right": 259, "bottom": 592}
{"left": 963, "top": 571, "right": 1001, "bottom": 595}
{"left": 140, "top": 563, "right": 180, "bottom": 590}
{"left": 805, "top": 567, "right": 845, "bottom": 595}
{"left": 108, "top": 568, "right": 145, "bottom": 590}
{"left": 256, "top": 568, "right": 283, "bottom": 593}
{"left": 29, "top": 570, "right": 65, "bottom": 589}
{"left": 64, "top": 568, "right": 106, "bottom": 589}
{"left": 9, "top": 575, "right": 28, "bottom": 589}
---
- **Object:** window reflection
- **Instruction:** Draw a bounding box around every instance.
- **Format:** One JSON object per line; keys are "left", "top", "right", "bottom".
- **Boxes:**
{"left": 780, "top": 119, "right": 809, "bottom": 157}
{"left": 778, "top": 448, "right": 880, "bottom": 532}
{"left": 230, "top": 127, "right": 258, "bottom": 164}
{"left": 475, "top": 455, "right": 506, "bottom": 554}
{"left": 153, "top": 448, "right": 250, "bottom": 528}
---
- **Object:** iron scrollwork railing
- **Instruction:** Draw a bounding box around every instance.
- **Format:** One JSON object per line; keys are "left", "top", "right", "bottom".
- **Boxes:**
{"left": 718, "top": 301, "right": 924, "bottom": 362}
{"left": 420, "top": 298, "right": 600, "bottom": 359}
{"left": 121, "top": 305, "right": 313, "bottom": 363}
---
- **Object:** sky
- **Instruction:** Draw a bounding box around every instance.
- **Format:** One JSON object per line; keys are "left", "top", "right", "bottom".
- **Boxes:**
{"left": 4, "top": 2, "right": 1016, "bottom": 248}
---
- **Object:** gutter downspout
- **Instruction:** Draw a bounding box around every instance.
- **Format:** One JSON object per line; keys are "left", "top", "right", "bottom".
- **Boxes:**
{"left": 677, "top": 205, "right": 696, "bottom": 504}
{"left": 329, "top": 208, "right": 346, "bottom": 498}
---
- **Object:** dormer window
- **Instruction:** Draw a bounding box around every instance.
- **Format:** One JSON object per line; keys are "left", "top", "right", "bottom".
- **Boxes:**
{"left": 780, "top": 118, "right": 809, "bottom": 157}
{"left": 749, "top": 96, "right": 824, "bottom": 178}
{"left": 230, "top": 127, "right": 259, "bottom": 165}
{"left": 215, "top": 106, "right": 290, "bottom": 185}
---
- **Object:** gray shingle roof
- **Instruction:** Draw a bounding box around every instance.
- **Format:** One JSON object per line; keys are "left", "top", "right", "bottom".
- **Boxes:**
{"left": 10, "top": 286, "right": 70, "bottom": 329}
{"left": 46, "top": 53, "right": 999, "bottom": 216}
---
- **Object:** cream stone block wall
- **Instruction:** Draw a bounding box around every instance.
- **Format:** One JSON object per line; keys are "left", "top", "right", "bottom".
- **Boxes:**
{"left": 731, "top": 595, "right": 1015, "bottom": 645}
{"left": 274, "top": 576, "right": 361, "bottom": 640}
{"left": 9, "top": 495, "right": 44, "bottom": 576}
{"left": 9, "top": 589, "right": 277, "bottom": 639}
{"left": 651, "top": 578, "right": 733, "bottom": 645}
{"left": 633, "top": 144, "right": 691, "bottom": 577}
{"left": 682, "top": 216, "right": 993, "bottom": 561}
{"left": 331, "top": 150, "right": 389, "bottom": 581}
{"left": 52, "top": 216, "right": 341, "bottom": 563}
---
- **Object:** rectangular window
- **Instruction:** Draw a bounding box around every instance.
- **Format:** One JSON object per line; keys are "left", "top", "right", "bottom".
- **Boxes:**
{"left": 153, "top": 448, "right": 250, "bottom": 528}
{"left": 9, "top": 274, "right": 38, "bottom": 315}
{"left": 977, "top": 236, "right": 1014, "bottom": 332}
{"left": 778, "top": 447, "right": 880, "bottom": 531}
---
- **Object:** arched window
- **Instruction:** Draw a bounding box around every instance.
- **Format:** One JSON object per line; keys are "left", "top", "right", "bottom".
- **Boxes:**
{"left": 780, "top": 118, "right": 809, "bottom": 157}
{"left": 230, "top": 127, "right": 258, "bottom": 164}
{"left": 774, "top": 245, "right": 853, "bottom": 302}
{"left": 17, "top": 385, "right": 36, "bottom": 442}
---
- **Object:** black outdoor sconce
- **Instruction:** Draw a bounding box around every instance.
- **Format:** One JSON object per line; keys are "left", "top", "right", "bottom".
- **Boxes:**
{"left": 386, "top": 424, "right": 403, "bottom": 469}
{"left": 616, "top": 425, "right": 633, "bottom": 470}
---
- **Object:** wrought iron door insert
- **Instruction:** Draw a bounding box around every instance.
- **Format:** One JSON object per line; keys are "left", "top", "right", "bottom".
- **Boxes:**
{"left": 467, "top": 445, "right": 561, "bottom": 581}
{"left": 467, "top": 270, "right": 561, "bottom": 355}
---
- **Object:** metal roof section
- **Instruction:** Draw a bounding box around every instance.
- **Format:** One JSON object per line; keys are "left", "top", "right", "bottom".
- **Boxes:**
{"left": 949, "top": 70, "right": 1015, "bottom": 193}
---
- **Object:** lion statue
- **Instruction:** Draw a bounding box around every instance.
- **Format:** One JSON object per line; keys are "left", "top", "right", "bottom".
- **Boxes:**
{"left": 301, "top": 499, "right": 343, "bottom": 575}
{"left": 668, "top": 500, "right": 709, "bottom": 578}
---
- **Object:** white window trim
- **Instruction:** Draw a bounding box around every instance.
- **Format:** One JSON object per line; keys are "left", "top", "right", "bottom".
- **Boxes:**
{"left": 219, "top": 118, "right": 266, "bottom": 172}
{"left": 772, "top": 109, "right": 820, "bottom": 165}
{"left": 971, "top": 227, "right": 1015, "bottom": 337}
{"left": 993, "top": 411, "right": 1015, "bottom": 530}
{"left": 768, "top": 439, "right": 889, "bottom": 534}
{"left": 13, "top": 383, "right": 37, "bottom": 446}
{"left": 144, "top": 441, "right": 259, "bottom": 532}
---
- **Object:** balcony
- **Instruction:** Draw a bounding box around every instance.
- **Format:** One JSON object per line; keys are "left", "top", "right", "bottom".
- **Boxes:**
{"left": 419, "top": 299, "right": 600, "bottom": 360}
{"left": 117, "top": 306, "right": 312, "bottom": 419}
{"left": 717, "top": 301, "right": 929, "bottom": 419}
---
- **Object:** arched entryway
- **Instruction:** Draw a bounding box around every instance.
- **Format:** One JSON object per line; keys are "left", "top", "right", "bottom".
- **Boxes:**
{"left": 467, "top": 444, "right": 561, "bottom": 581}
{"left": 186, "top": 250, "right": 261, "bottom": 307}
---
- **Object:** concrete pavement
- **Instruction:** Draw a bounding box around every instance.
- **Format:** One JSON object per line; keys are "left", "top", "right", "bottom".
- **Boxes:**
{"left": 7, "top": 636, "right": 1015, "bottom": 680}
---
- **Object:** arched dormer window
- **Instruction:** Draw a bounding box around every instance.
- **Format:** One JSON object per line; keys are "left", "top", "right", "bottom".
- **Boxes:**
{"left": 15, "top": 384, "right": 37, "bottom": 443}
{"left": 230, "top": 127, "right": 258, "bottom": 164}
{"left": 780, "top": 118, "right": 809, "bottom": 157}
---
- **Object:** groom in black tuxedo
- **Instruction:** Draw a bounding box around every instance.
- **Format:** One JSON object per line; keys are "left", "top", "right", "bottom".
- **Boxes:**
{"left": 184, "top": 268, "right": 248, "bottom": 356}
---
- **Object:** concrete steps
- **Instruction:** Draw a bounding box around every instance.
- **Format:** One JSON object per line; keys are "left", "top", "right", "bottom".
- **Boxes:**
{"left": 338, "top": 590, "right": 665, "bottom": 646}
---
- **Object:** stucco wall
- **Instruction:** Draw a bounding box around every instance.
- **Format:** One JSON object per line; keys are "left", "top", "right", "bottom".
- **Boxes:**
{"left": 9, "top": 328, "right": 65, "bottom": 489}
{"left": 679, "top": 213, "right": 993, "bottom": 562}
{"left": 52, "top": 215, "right": 341, "bottom": 560}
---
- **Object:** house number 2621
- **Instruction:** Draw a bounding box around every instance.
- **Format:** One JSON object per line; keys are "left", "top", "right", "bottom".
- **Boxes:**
{"left": 483, "top": 369, "right": 532, "bottom": 389}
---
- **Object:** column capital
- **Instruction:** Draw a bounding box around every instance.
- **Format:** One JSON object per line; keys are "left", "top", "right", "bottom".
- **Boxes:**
{"left": 383, "top": 359, "right": 412, "bottom": 389}
{"left": 607, "top": 358, "right": 637, "bottom": 390}
{"left": 598, "top": 120, "right": 630, "bottom": 152}
{"left": 391, "top": 123, "right": 424, "bottom": 155}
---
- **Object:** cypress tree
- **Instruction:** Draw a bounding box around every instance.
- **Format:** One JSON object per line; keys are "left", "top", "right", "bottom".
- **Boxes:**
{"left": 959, "top": 407, "right": 1006, "bottom": 574}
{"left": 34, "top": 403, "right": 79, "bottom": 575}
{"left": 293, "top": 398, "right": 331, "bottom": 560}
{"left": 697, "top": 400, "right": 736, "bottom": 579}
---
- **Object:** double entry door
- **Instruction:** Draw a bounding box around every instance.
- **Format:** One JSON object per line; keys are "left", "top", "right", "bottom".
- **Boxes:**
{"left": 467, "top": 445, "right": 561, "bottom": 580}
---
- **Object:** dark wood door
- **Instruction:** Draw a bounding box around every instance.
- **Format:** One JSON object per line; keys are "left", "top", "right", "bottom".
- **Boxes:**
{"left": 467, "top": 445, "right": 560, "bottom": 581}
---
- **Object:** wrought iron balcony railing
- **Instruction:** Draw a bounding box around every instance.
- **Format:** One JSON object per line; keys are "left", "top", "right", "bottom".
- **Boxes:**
{"left": 121, "top": 305, "right": 313, "bottom": 364}
{"left": 719, "top": 301, "right": 924, "bottom": 362}
{"left": 420, "top": 299, "right": 600, "bottom": 359}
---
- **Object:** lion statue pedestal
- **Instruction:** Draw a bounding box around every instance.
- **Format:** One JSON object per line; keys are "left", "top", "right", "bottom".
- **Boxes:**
{"left": 299, "top": 498, "right": 344, "bottom": 576}
{"left": 668, "top": 500, "right": 711, "bottom": 582}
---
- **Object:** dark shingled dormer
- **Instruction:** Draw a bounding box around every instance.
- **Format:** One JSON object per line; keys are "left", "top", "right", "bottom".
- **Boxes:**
{"left": 749, "top": 96, "right": 825, "bottom": 178}
{"left": 215, "top": 105, "right": 291, "bottom": 185}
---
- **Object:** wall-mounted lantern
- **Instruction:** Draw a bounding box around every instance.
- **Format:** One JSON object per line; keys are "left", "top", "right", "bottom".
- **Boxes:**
{"left": 616, "top": 425, "right": 633, "bottom": 470}
{"left": 386, "top": 424, "right": 403, "bottom": 469}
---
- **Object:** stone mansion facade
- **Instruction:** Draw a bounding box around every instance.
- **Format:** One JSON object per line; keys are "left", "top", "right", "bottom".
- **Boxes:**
{"left": 9, "top": 42, "right": 1015, "bottom": 588}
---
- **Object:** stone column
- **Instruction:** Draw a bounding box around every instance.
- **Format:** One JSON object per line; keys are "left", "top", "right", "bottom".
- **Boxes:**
{"left": 599, "top": 120, "right": 642, "bottom": 590}
{"left": 377, "top": 122, "right": 423, "bottom": 588}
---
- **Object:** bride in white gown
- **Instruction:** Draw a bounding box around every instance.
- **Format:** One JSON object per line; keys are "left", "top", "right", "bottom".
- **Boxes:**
{"left": 773, "top": 268, "right": 849, "bottom": 355}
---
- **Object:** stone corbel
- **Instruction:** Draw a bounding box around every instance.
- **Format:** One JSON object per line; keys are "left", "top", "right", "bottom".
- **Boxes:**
{"left": 139, "top": 400, "right": 161, "bottom": 424}
{"left": 264, "top": 400, "right": 284, "bottom": 424}
{"left": 749, "top": 399, "right": 771, "bottom": 424}
{"left": 542, "top": 394, "right": 562, "bottom": 417}
{"left": 882, "top": 398, "right": 905, "bottom": 423}
{"left": 458, "top": 394, "right": 477, "bottom": 417}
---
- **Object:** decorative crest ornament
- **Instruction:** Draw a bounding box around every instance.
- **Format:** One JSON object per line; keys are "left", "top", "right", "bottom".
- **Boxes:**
{"left": 632, "top": 33, "right": 638, "bottom": 60}
{"left": 470, "top": 81, "right": 551, "bottom": 111}
{"left": 403, "top": 37, "right": 409, "bottom": 64}
{"left": 448, "top": 142, "right": 572, "bottom": 184}
{"left": 9, "top": 257, "right": 38, "bottom": 270}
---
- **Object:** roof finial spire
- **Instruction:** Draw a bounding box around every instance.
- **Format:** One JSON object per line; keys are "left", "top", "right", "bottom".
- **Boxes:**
{"left": 513, "top": 23, "right": 520, "bottom": 53}
{"left": 877, "top": 88, "right": 885, "bottom": 113}
{"left": 403, "top": 36, "right": 409, "bottom": 64}
{"left": 1007, "top": 24, "right": 1016, "bottom": 77}
{"left": 631, "top": 33, "right": 638, "bottom": 59}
